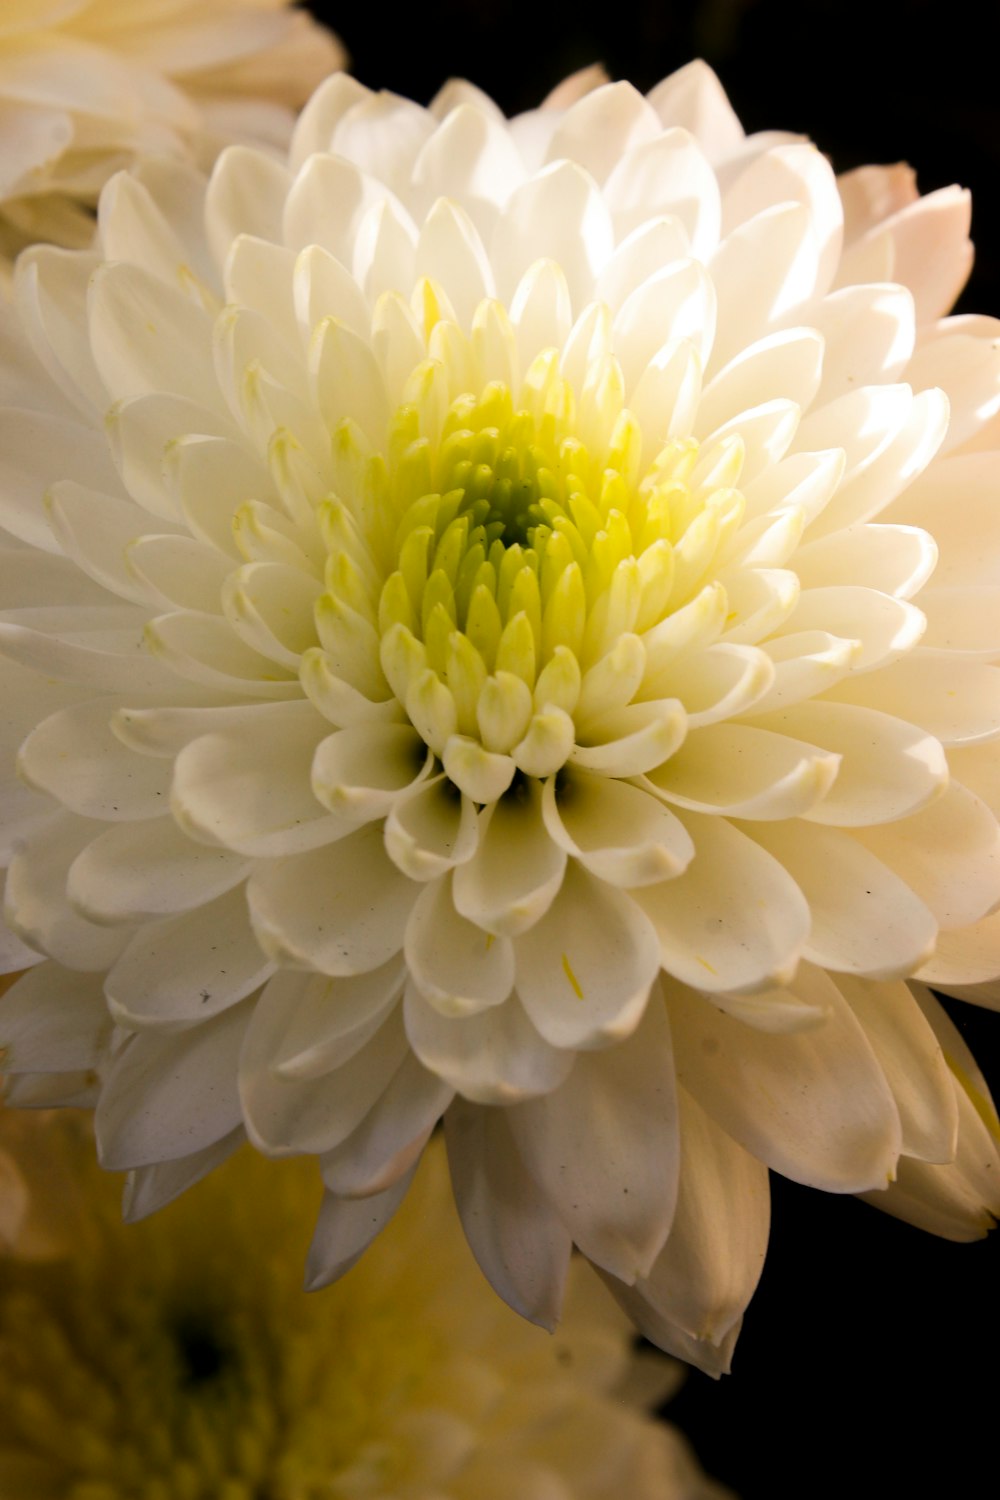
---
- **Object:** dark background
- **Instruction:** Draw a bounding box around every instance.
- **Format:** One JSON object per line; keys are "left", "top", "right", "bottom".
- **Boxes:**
{"left": 301, "top": 3, "right": 999, "bottom": 1495}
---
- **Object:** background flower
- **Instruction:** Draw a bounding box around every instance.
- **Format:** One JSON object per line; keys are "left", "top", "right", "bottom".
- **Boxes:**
{"left": 0, "top": 1109, "right": 725, "bottom": 1500}
{"left": 0, "top": 0, "right": 344, "bottom": 268}
{"left": 0, "top": 52, "right": 998, "bottom": 1399}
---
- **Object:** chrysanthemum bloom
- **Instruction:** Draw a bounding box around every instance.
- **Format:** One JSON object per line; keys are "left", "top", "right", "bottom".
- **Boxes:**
{"left": 0, "top": 0, "right": 344, "bottom": 266}
{"left": 0, "top": 1116, "right": 722, "bottom": 1500}
{"left": 1, "top": 61, "right": 999, "bottom": 1375}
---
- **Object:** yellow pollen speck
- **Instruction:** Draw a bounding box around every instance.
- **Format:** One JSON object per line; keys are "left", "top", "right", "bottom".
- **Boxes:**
{"left": 561, "top": 952, "right": 584, "bottom": 1000}
{"left": 696, "top": 956, "right": 718, "bottom": 975}
{"left": 484, "top": 933, "right": 495, "bottom": 951}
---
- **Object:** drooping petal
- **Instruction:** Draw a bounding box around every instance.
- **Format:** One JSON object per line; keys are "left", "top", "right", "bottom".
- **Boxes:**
{"left": 445, "top": 1098, "right": 572, "bottom": 1331}
{"left": 667, "top": 967, "right": 902, "bottom": 1192}
{"left": 506, "top": 991, "right": 679, "bottom": 1282}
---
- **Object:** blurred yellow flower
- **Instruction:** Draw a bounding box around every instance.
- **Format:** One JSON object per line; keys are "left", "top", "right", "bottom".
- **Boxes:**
{"left": 0, "top": 1107, "right": 726, "bottom": 1500}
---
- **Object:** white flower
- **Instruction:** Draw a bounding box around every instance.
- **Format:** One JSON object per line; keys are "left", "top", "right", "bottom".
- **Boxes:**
{"left": 0, "top": 0, "right": 344, "bottom": 265}
{"left": 0, "top": 1117, "right": 724, "bottom": 1500}
{"left": 1, "top": 61, "right": 999, "bottom": 1374}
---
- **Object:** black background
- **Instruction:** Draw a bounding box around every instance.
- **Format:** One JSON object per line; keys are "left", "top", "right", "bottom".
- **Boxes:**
{"left": 301, "top": 3, "right": 999, "bottom": 1495}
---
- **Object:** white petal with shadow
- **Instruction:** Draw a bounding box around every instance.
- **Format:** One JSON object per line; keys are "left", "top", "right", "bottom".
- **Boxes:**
{"left": 105, "top": 884, "right": 274, "bottom": 1029}
{"left": 507, "top": 991, "right": 679, "bottom": 1282}
{"left": 404, "top": 982, "right": 573, "bottom": 1105}
{"left": 445, "top": 1099, "right": 571, "bottom": 1331}
{"left": 667, "top": 967, "right": 901, "bottom": 1192}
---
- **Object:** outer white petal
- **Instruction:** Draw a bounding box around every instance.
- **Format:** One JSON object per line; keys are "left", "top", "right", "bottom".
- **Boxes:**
{"left": 5, "top": 814, "right": 135, "bottom": 972}
{"left": 95, "top": 1000, "right": 251, "bottom": 1170}
{"left": 240, "top": 1000, "right": 409, "bottom": 1157}
{"left": 247, "top": 822, "right": 419, "bottom": 976}
{"left": 66, "top": 817, "right": 249, "bottom": 924}
{"left": 122, "top": 1129, "right": 244, "bottom": 1223}
{"left": 105, "top": 885, "right": 275, "bottom": 1029}
{"left": 835, "top": 975, "right": 957, "bottom": 1164}
{"left": 667, "top": 967, "right": 902, "bottom": 1192}
{"left": 319, "top": 1052, "right": 452, "bottom": 1197}
{"left": 506, "top": 991, "right": 679, "bottom": 1283}
{"left": 305, "top": 1167, "right": 416, "bottom": 1289}
{"left": 445, "top": 1098, "right": 572, "bottom": 1331}
{"left": 0, "top": 962, "right": 110, "bottom": 1074}
{"left": 633, "top": 1084, "right": 769, "bottom": 1343}
{"left": 746, "top": 819, "right": 937, "bottom": 979}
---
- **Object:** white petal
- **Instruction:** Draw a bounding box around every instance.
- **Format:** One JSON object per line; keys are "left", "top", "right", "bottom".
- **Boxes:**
{"left": 804, "top": 387, "right": 949, "bottom": 537}
{"left": 829, "top": 656, "right": 1000, "bottom": 747}
{"left": 647, "top": 61, "right": 744, "bottom": 159}
{"left": 452, "top": 782, "right": 566, "bottom": 937}
{"left": 572, "top": 699, "right": 688, "bottom": 777}
{"left": 0, "top": 962, "right": 110, "bottom": 1073}
{"left": 667, "top": 966, "right": 902, "bottom": 1191}
{"left": 96, "top": 1001, "right": 250, "bottom": 1170}
{"left": 722, "top": 142, "right": 842, "bottom": 296}
{"left": 247, "top": 822, "right": 418, "bottom": 976}
{"left": 696, "top": 327, "right": 823, "bottom": 436}
{"left": 491, "top": 160, "right": 614, "bottom": 309}
{"left": 122, "top": 1129, "right": 244, "bottom": 1222}
{"left": 646, "top": 723, "right": 839, "bottom": 820}
{"left": 283, "top": 151, "right": 407, "bottom": 264}
{"left": 635, "top": 1085, "right": 769, "bottom": 1343}
{"left": 604, "top": 127, "right": 720, "bottom": 256}
{"left": 445, "top": 1098, "right": 572, "bottom": 1331}
{"left": 879, "top": 185, "right": 973, "bottom": 321}
{"left": 205, "top": 144, "right": 291, "bottom": 266}
{"left": 748, "top": 700, "right": 948, "bottom": 825}
{"left": 507, "top": 991, "right": 679, "bottom": 1282}
{"left": 542, "top": 770, "right": 694, "bottom": 886}
{"left": 405, "top": 876, "right": 515, "bottom": 1018}
{"left": 320, "top": 1053, "right": 451, "bottom": 1197}
{"left": 709, "top": 204, "right": 816, "bottom": 371}
{"left": 290, "top": 73, "right": 373, "bottom": 171}
{"left": 171, "top": 712, "right": 346, "bottom": 857}
{"left": 515, "top": 863, "right": 661, "bottom": 1050}
{"left": 305, "top": 1169, "right": 415, "bottom": 1289}
{"left": 311, "top": 722, "right": 430, "bottom": 822}
{"left": 88, "top": 261, "right": 221, "bottom": 412}
{"left": 746, "top": 820, "right": 937, "bottom": 979}
{"left": 793, "top": 523, "right": 937, "bottom": 601}
{"left": 836, "top": 975, "right": 957, "bottom": 1164}
{"left": 404, "top": 982, "right": 573, "bottom": 1105}
{"left": 5, "top": 814, "right": 134, "bottom": 972}
{"left": 812, "top": 283, "right": 914, "bottom": 403}
{"left": 105, "top": 885, "right": 274, "bottom": 1030}
{"left": 19, "top": 697, "right": 171, "bottom": 821}
{"left": 240, "top": 1002, "right": 408, "bottom": 1157}
{"left": 634, "top": 813, "right": 809, "bottom": 993}
{"left": 853, "top": 782, "right": 1000, "bottom": 930}
{"left": 613, "top": 259, "right": 716, "bottom": 386}
{"left": 417, "top": 198, "right": 495, "bottom": 329}
{"left": 66, "top": 818, "right": 249, "bottom": 924}
{"left": 0, "top": 406, "right": 120, "bottom": 551}
{"left": 383, "top": 774, "right": 479, "bottom": 882}
{"left": 781, "top": 585, "right": 925, "bottom": 672}
{"left": 15, "top": 247, "right": 104, "bottom": 416}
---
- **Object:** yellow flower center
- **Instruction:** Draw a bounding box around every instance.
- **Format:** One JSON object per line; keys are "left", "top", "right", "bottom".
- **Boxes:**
{"left": 307, "top": 331, "right": 748, "bottom": 802}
